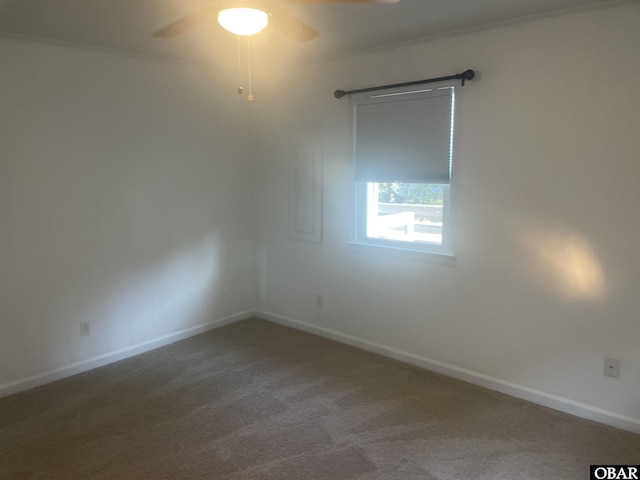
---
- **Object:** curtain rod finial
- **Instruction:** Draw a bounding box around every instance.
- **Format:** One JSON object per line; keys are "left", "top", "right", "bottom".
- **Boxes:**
{"left": 460, "top": 69, "right": 475, "bottom": 86}
{"left": 334, "top": 90, "right": 346, "bottom": 99}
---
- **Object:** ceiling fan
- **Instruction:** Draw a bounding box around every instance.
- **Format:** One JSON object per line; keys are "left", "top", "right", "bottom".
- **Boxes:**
{"left": 152, "top": 0, "right": 400, "bottom": 42}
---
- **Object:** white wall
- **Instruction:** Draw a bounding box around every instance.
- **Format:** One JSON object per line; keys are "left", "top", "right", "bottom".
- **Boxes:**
{"left": 0, "top": 38, "right": 257, "bottom": 390}
{"left": 252, "top": 4, "right": 640, "bottom": 429}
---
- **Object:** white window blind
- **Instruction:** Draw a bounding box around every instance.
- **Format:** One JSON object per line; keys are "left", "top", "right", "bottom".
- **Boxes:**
{"left": 353, "top": 87, "right": 454, "bottom": 183}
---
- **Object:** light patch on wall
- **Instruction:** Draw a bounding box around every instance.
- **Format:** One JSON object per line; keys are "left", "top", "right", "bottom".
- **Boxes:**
{"left": 153, "top": 232, "right": 221, "bottom": 327}
{"left": 518, "top": 226, "right": 607, "bottom": 301}
{"left": 88, "top": 232, "right": 222, "bottom": 348}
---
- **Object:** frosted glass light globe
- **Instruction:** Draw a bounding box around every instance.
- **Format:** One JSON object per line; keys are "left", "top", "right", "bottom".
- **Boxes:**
{"left": 218, "top": 8, "right": 269, "bottom": 36}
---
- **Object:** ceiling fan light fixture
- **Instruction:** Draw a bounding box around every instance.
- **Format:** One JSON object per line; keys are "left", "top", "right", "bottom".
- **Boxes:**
{"left": 218, "top": 8, "right": 269, "bottom": 36}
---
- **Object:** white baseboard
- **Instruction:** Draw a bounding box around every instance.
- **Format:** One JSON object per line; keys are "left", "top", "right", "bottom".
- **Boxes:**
{"left": 254, "top": 309, "right": 640, "bottom": 435}
{"left": 4, "top": 307, "right": 639, "bottom": 435}
{"left": 0, "top": 310, "right": 253, "bottom": 399}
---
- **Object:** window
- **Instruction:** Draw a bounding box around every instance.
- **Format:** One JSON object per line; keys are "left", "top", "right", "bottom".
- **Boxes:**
{"left": 362, "top": 182, "right": 448, "bottom": 245}
{"left": 353, "top": 85, "right": 455, "bottom": 255}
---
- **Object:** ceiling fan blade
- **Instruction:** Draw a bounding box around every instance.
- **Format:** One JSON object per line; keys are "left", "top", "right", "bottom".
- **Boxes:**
{"left": 152, "top": 7, "right": 217, "bottom": 38}
{"left": 269, "top": 7, "right": 319, "bottom": 42}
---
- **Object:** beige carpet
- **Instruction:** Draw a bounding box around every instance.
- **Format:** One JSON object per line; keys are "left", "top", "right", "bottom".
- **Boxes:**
{"left": 1, "top": 318, "right": 639, "bottom": 479}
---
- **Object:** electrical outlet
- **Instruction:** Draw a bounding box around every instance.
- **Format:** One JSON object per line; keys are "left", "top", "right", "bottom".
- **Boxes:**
{"left": 315, "top": 294, "right": 324, "bottom": 308}
{"left": 80, "top": 322, "right": 91, "bottom": 337}
{"left": 603, "top": 357, "right": 620, "bottom": 378}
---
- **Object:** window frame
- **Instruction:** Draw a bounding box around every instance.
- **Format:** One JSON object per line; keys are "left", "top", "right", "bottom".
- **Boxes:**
{"left": 351, "top": 83, "right": 457, "bottom": 260}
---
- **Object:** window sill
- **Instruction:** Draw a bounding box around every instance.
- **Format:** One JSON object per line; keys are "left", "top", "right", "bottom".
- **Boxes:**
{"left": 347, "top": 241, "right": 457, "bottom": 266}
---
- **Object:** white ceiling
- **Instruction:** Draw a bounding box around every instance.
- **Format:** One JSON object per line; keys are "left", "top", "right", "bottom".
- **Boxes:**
{"left": 0, "top": 0, "right": 631, "bottom": 64}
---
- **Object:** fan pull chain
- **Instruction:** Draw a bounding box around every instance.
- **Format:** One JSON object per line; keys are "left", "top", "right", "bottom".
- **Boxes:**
{"left": 247, "top": 36, "right": 255, "bottom": 102}
{"left": 236, "top": 35, "right": 244, "bottom": 95}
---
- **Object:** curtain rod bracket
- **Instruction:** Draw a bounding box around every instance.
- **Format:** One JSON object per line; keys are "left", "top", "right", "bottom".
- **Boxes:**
{"left": 334, "top": 69, "right": 475, "bottom": 99}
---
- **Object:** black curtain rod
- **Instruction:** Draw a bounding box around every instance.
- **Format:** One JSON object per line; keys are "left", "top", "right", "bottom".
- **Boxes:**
{"left": 334, "top": 69, "right": 475, "bottom": 99}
